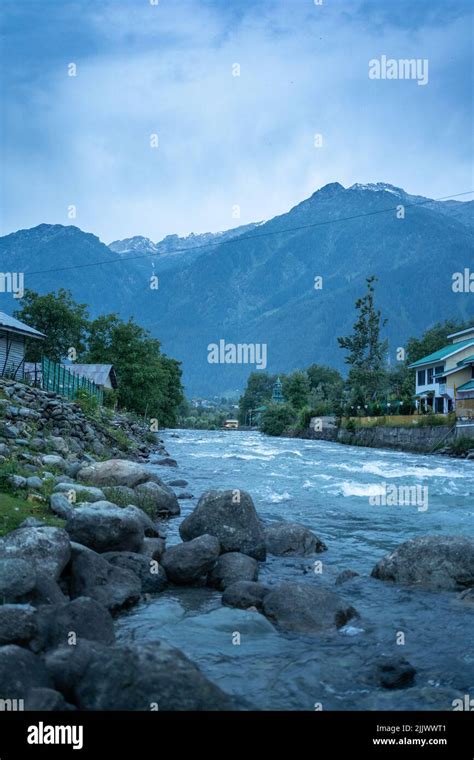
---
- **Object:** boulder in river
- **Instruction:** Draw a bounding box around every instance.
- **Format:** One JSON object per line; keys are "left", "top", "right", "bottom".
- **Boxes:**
{"left": 373, "top": 657, "right": 416, "bottom": 689}
{"left": 103, "top": 552, "right": 167, "bottom": 594}
{"left": 371, "top": 535, "right": 474, "bottom": 591}
{"left": 156, "top": 457, "right": 178, "bottom": 467}
{"left": 335, "top": 569, "right": 360, "bottom": 586}
{"left": 77, "top": 459, "right": 163, "bottom": 489}
{"left": 264, "top": 522, "right": 327, "bottom": 556}
{"left": 45, "top": 639, "right": 235, "bottom": 710}
{"left": 139, "top": 537, "right": 166, "bottom": 562}
{"left": 222, "top": 581, "right": 270, "bottom": 611}
{"left": 262, "top": 582, "right": 358, "bottom": 633}
{"left": 179, "top": 489, "right": 266, "bottom": 561}
{"left": 30, "top": 597, "right": 115, "bottom": 653}
{"left": 208, "top": 552, "right": 258, "bottom": 591}
{"left": 161, "top": 535, "right": 220, "bottom": 585}
{"left": 67, "top": 543, "right": 141, "bottom": 611}
{"left": 65, "top": 502, "right": 144, "bottom": 553}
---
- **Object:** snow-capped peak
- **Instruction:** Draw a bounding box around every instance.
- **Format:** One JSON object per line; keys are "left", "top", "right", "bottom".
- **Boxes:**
{"left": 349, "top": 182, "right": 404, "bottom": 196}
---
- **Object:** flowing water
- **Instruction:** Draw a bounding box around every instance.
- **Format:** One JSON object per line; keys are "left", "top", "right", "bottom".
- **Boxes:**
{"left": 116, "top": 430, "right": 474, "bottom": 710}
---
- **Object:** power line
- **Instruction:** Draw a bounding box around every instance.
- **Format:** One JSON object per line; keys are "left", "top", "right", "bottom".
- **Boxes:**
{"left": 21, "top": 189, "right": 474, "bottom": 278}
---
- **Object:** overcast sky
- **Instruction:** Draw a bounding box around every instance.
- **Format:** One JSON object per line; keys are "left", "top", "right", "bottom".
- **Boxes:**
{"left": 1, "top": 0, "right": 472, "bottom": 243}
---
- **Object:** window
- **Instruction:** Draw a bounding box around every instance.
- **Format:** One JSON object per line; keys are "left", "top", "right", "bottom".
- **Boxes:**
{"left": 417, "top": 369, "right": 426, "bottom": 386}
{"left": 435, "top": 365, "right": 444, "bottom": 380}
{"left": 427, "top": 368, "right": 434, "bottom": 384}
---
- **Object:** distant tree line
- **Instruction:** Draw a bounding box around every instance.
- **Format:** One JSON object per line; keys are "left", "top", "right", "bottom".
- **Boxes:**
{"left": 239, "top": 276, "right": 470, "bottom": 436}
{"left": 15, "top": 289, "right": 183, "bottom": 426}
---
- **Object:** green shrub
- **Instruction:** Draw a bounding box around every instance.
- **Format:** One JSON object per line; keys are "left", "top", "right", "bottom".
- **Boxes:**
{"left": 260, "top": 404, "right": 296, "bottom": 436}
{"left": 345, "top": 418, "right": 356, "bottom": 433}
{"left": 103, "top": 389, "right": 118, "bottom": 409}
{"left": 106, "top": 427, "right": 134, "bottom": 452}
{"left": 449, "top": 436, "right": 473, "bottom": 456}
{"left": 74, "top": 388, "right": 100, "bottom": 417}
{"left": 102, "top": 486, "right": 159, "bottom": 518}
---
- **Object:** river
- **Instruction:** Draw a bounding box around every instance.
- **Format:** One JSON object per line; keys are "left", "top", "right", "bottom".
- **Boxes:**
{"left": 116, "top": 429, "right": 474, "bottom": 711}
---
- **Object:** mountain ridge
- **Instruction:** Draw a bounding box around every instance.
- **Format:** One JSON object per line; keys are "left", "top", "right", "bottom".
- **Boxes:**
{"left": 1, "top": 182, "right": 472, "bottom": 396}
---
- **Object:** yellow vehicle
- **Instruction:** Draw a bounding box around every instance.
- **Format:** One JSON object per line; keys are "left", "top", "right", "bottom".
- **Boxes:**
{"left": 223, "top": 419, "right": 239, "bottom": 429}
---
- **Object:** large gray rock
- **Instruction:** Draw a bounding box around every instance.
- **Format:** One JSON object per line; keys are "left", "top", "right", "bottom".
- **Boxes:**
{"left": 25, "top": 687, "right": 73, "bottom": 711}
{"left": 0, "top": 604, "right": 37, "bottom": 646}
{"left": 262, "top": 582, "right": 358, "bottom": 633}
{"left": 371, "top": 535, "right": 474, "bottom": 591}
{"left": 0, "top": 645, "right": 52, "bottom": 698}
{"left": 161, "top": 535, "right": 220, "bottom": 585}
{"left": 179, "top": 490, "right": 266, "bottom": 561}
{"left": 134, "top": 481, "right": 180, "bottom": 517}
{"left": 67, "top": 543, "right": 141, "bottom": 611}
{"left": 22, "top": 570, "right": 68, "bottom": 607}
{"left": 30, "top": 597, "right": 115, "bottom": 652}
{"left": 208, "top": 552, "right": 258, "bottom": 591}
{"left": 373, "top": 657, "right": 416, "bottom": 689}
{"left": 0, "top": 558, "right": 36, "bottom": 599}
{"left": 26, "top": 476, "right": 43, "bottom": 490}
{"left": 264, "top": 522, "right": 327, "bottom": 556}
{"left": 121, "top": 505, "right": 160, "bottom": 538}
{"left": 45, "top": 640, "right": 235, "bottom": 710}
{"left": 41, "top": 454, "right": 67, "bottom": 472}
{"left": 103, "top": 552, "right": 167, "bottom": 594}
{"left": 222, "top": 581, "right": 270, "bottom": 611}
{"left": 54, "top": 482, "right": 106, "bottom": 503}
{"left": 77, "top": 459, "right": 163, "bottom": 489}
{"left": 65, "top": 502, "right": 144, "bottom": 553}
{"left": 0, "top": 527, "right": 71, "bottom": 580}
{"left": 50, "top": 492, "right": 74, "bottom": 519}
{"left": 139, "top": 537, "right": 166, "bottom": 562}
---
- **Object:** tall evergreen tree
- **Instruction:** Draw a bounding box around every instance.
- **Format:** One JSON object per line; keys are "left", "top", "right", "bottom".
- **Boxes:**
{"left": 337, "top": 276, "right": 388, "bottom": 405}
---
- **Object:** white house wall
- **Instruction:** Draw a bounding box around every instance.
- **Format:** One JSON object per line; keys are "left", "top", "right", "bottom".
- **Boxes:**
{"left": 0, "top": 334, "right": 25, "bottom": 378}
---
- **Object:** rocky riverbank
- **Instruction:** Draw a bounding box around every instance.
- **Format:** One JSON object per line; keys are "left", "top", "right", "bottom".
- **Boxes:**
{"left": 292, "top": 417, "right": 474, "bottom": 459}
{"left": 1, "top": 381, "right": 473, "bottom": 711}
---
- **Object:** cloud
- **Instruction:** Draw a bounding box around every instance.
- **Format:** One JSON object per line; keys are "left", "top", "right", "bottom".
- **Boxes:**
{"left": 1, "top": 0, "right": 472, "bottom": 242}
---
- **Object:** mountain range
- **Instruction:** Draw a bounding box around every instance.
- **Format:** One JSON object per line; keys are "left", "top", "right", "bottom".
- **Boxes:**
{"left": 1, "top": 182, "right": 472, "bottom": 396}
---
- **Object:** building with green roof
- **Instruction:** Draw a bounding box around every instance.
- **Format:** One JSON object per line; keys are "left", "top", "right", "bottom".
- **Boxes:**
{"left": 408, "top": 327, "right": 474, "bottom": 414}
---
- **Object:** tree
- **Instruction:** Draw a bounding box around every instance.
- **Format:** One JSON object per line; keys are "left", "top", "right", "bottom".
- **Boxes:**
{"left": 260, "top": 403, "right": 295, "bottom": 436}
{"left": 306, "top": 364, "right": 344, "bottom": 410}
{"left": 84, "top": 314, "right": 183, "bottom": 425}
{"left": 14, "top": 289, "right": 89, "bottom": 362}
{"left": 282, "top": 370, "right": 310, "bottom": 410}
{"left": 388, "top": 318, "right": 470, "bottom": 404}
{"left": 238, "top": 372, "right": 276, "bottom": 424}
{"left": 406, "top": 319, "right": 469, "bottom": 365}
{"left": 337, "top": 276, "right": 388, "bottom": 405}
